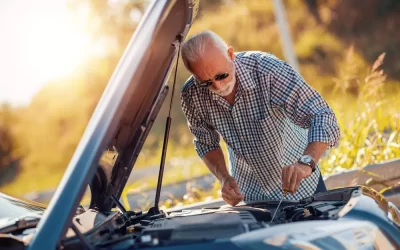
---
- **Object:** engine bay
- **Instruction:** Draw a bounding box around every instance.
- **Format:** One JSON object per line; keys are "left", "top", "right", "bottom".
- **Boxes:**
{"left": 56, "top": 187, "right": 356, "bottom": 249}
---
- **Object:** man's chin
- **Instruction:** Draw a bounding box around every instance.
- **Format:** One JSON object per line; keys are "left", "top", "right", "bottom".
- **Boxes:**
{"left": 213, "top": 88, "right": 233, "bottom": 97}
{"left": 211, "top": 83, "right": 235, "bottom": 97}
{"left": 218, "top": 87, "right": 235, "bottom": 97}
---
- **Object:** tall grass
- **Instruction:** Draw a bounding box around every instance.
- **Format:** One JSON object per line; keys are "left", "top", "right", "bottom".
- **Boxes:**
{"left": 320, "top": 48, "right": 400, "bottom": 175}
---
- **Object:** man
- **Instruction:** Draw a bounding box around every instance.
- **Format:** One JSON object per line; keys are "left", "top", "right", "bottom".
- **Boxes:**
{"left": 180, "top": 30, "right": 340, "bottom": 206}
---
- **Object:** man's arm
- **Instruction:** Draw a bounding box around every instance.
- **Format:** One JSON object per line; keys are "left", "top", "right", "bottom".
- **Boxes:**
{"left": 268, "top": 60, "right": 340, "bottom": 149}
{"left": 268, "top": 59, "right": 340, "bottom": 194}
{"left": 180, "top": 89, "right": 244, "bottom": 205}
{"left": 201, "top": 149, "right": 230, "bottom": 183}
{"left": 202, "top": 149, "right": 244, "bottom": 206}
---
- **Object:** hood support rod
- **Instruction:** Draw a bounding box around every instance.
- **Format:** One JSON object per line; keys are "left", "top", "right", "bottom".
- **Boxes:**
{"left": 147, "top": 34, "right": 183, "bottom": 216}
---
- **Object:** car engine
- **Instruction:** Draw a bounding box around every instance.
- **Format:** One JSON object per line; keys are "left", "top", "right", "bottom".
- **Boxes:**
{"left": 131, "top": 199, "right": 348, "bottom": 248}
{"left": 138, "top": 208, "right": 265, "bottom": 243}
{"left": 59, "top": 187, "right": 356, "bottom": 249}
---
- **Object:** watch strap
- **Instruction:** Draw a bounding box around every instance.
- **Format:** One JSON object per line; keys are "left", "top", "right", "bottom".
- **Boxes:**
{"left": 298, "top": 155, "right": 316, "bottom": 172}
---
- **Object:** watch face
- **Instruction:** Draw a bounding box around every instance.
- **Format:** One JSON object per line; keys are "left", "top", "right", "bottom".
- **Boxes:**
{"left": 301, "top": 155, "right": 312, "bottom": 163}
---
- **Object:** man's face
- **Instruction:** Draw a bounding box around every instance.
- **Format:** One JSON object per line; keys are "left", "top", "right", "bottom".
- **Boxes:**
{"left": 189, "top": 45, "right": 236, "bottom": 97}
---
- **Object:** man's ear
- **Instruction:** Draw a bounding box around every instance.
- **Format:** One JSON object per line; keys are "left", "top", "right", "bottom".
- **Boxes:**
{"left": 227, "top": 46, "right": 235, "bottom": 60}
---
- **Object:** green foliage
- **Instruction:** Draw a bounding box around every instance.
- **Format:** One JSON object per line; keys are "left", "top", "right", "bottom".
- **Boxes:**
{"left": 0, "top": 105, "right": 18, "bottom": 186}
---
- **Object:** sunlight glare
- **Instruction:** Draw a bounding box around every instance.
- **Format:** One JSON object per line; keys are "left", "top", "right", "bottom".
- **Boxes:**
{"left": 23, "top": 1, "right": 91, "bottom": 82}
{"left": 0, "top": 0, "right": 108, "bottom": 105}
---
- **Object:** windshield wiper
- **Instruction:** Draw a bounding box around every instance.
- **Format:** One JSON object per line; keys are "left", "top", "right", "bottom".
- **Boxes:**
{"left": 0, "top": 213, "right": 41, "bottom": 234}
{"left": 5, "top": 210, "right": 125, "bottom": 250}
{"left": 147, "top": 34, "right": 183, "bottom": 217}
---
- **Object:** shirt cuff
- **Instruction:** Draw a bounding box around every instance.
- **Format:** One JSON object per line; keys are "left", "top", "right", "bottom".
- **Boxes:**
{"left": 195, "top": 141, "right": 221, "bottom": 158}
{"left": 308, "top": 115, "right": 340, "bottom": 148}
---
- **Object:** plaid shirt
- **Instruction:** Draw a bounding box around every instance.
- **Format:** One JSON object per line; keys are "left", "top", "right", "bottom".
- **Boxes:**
{"left": 180, "top": 51, "right": 340, "bottom": 201}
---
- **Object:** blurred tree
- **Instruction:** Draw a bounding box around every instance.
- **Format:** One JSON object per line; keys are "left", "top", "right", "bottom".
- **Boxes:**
{"left": 304, "top": 0, "right": 322, "bottom": 23}
{"left": 0, "top": 105, "right": 19, "bottom": 186}
{"left": 196, "top": 0, "right": 226, "bottom": 16}
{"left": 302, "top": 0, "right": 400, "bottom": 80}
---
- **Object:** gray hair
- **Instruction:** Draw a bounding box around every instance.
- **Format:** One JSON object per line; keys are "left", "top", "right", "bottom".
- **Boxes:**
{"left": 181, "top": 30, "right": 229, "bottom": 68}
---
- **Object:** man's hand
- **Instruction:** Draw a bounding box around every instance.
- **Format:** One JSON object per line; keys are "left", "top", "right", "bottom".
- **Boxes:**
{"left": 200, "top": 150, "right": 244, "bottom": 206}
{"left": 221, "top": 176, "right": 244, "bottom": 206}
{"left": 282, "top": 163, "right": 312, "bottom": 195}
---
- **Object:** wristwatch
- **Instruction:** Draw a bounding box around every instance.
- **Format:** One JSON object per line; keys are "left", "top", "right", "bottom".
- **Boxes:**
{"left": 298, "top": 155, "right": 316, "bottom": 172}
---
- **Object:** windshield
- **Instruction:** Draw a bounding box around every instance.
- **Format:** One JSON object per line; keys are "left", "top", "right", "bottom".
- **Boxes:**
{"left": 0, "top": 193, "right": 44, "bottom": 220}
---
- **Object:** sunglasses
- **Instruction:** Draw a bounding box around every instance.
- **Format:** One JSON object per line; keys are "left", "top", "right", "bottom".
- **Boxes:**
{"left": 195, "top": 72, "right": 230, "bottom": 88}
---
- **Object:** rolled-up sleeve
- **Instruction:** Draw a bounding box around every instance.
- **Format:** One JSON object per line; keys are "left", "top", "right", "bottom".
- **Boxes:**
{"left": 269, "top": 60, "right": 340, "bottom": 148}
{"left": 181, "top": 88, "right": 221, "bottom": 158}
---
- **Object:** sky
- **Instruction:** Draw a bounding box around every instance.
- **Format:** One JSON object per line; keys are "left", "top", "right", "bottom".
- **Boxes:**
{"left": 0, "top": 0, "right": 94, "bottom": 106}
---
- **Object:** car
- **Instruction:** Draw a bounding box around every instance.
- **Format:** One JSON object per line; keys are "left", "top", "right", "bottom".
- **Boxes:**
{"left": 1, "top": 0, "right": 400, "bottom": 249}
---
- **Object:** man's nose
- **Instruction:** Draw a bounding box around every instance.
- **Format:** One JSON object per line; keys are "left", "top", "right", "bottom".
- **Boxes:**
{"left": 212, "top": 80, "right": 223, "bottom": 90}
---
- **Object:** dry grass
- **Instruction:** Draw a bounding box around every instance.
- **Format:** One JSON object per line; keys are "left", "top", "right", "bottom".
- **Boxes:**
{"left": 321, "top": 48, "right": 400, "bottom": 175}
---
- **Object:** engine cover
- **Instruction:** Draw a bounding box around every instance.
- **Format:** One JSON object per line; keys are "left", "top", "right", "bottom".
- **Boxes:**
{"left": 140, "top": 208, "right": 267, "bottom": 242}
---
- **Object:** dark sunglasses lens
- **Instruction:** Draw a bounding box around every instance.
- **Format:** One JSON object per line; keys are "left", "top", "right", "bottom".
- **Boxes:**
{"left": 215, "top": 73, "right": 229, "bottom": 81}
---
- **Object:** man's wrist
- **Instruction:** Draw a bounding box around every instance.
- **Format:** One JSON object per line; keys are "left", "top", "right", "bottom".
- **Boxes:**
{"left": 298, "top": 155, "right": 316, "bottom": 172}
{"left": 214, "top": 166, "right": 230, "bottom": 183}
{"left": 219, "top": 174, "right": 232, "bottom": 184}
{"left": 297, "top": 163, "right": 313, "bottom": 177}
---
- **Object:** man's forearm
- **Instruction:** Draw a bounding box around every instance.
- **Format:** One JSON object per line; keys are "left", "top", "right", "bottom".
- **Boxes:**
{"left": 303, "top": 141, "right": 329, "bottom": 163}
{"left": 202, "top": 149, "right": 230, "bottom": 182}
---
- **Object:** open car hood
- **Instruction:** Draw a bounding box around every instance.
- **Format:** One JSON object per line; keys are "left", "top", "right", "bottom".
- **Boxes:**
{"left": 89, "top": 0, "right": 200, "bottom": 212}
{"left": 30, "top": 0, "right": 199, "bottom": 249}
